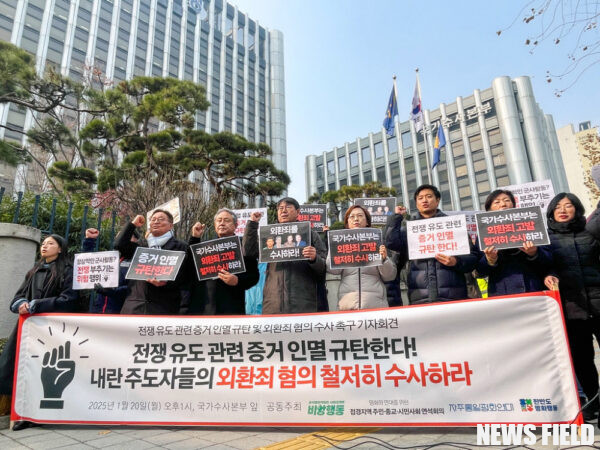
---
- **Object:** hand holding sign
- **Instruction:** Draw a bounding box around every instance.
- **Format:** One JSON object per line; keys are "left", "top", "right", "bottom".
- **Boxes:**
{"left": 379, "top": 245, "right": 387, "bottom": 261}
{"left": 483, "top": 246, "right": 498, "bottom": 265}
{"left": 544, "top": 275, "right": 559, "bottom": 291}
{"left": 217, "top": 270, "right": 239, "bottom": 286}
{"left": 435, "top": 254, "right": 457, "bottom": 267}
{"left": 520, "top": 241, "right": 538, "bottom": 257}
{"left": 302, "top": 246, "right": 317, "bottom": 262}
{"left": 132, "top": 215, "right": 145, "bottom": 228}
{"left": 147, "top": 278, "right": 167, "bottom": 287}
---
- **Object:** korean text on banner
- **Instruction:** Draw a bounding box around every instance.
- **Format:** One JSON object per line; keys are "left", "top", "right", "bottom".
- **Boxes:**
{"left": 328, "top": 228, "right": 382, "bottom": 269}
{"left": 73, "top": 251, "right": 120, "bottom": 290}
{"left": 504, "top": 180, "right": 555, "bottom": 212}
{"left": 125, "top": 247, "right": 186, "bottom": 281}
{"left": 190, "top": 236, "right": 246, "bottom": 281}
{"left": 407, "top": 214, "right": 471, "bottom": 260}
{"left": 232, "top": 208, "right": 268, "bottom": 237}
{"left": 298, "top": 205, "right": 328, "bottom": 232}
{"left": 12, "top": 293, "right": 579, "bottom": 426}
{"left": 354, "top": 197, "right": 396, "bottom": 226}
{"left": 258, "top": 222, "right": 311, "bottom": 263}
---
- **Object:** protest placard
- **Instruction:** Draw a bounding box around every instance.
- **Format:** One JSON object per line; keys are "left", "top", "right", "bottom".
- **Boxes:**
{"left": 298, "top": 204, "right": 328, "bottom": 232}
{"left": 258, "top": 222, "right": 311, "bottom": 263}
{"left": 328, "top": 228, "right": 382, "bottom": 269}
{"left": 353, "top": 197, "right": 396, "bottom": 225}
{"left": 147, "top": 197, "right": 181, "bottom": 224}
{"left": 476, "top": 206, "right": 550, "bottom": 250}
{"left": 407, "top": 215, "right": 471, "bottom": 260}
{"left": 13, "top": 292, "right": 579, "bottom": 426}
{"left": 232, "top": 207, "right": 268, "bottom": 236}
{"left": 445, "top": 210, "right": 478, "bottom": 244}
{"left": 125, "top": 247, "right": 186, "bottom": 281}
{"left": 190, "top": 236, "right": 246, "bottom": 281}
{"left": 73, "top": 251, "right": 120, "bottom": 290}
{"left": 504, "top": 180, "right": 555, "bottom": 212}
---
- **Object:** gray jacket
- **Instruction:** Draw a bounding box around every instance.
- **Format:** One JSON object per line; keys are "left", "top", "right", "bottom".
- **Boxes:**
{"left": 244, "top": 221, "right": 327, "bottom": 314}
{"left": 327, "top": 256, "right": 397, "bottom": 310}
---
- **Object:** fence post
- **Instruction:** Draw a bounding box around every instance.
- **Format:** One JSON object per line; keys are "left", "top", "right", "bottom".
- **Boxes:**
{"left": 80, "top": 205, "right": 88, "bottom": 250}
{"left": 31, "top": 194, "right": 41, "bottom": 228}
{"left": 12, "top": 191, "right": 23, "bottom": 223}
{"left": 64, "top": 202, "right": 74, "bottom": 243}
{"left": 109, "top": 210, "right": 117, "bottom": 249}
{"left": 94, "top": 208, "right": 103, "bottom": 251}
{"left": 47, "top": 198, "right": 57, "bottom": 234}
{"left": 0, "top": 186, "right": 5, "bottom": 205}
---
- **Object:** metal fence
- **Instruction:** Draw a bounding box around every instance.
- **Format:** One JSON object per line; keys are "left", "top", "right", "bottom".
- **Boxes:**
{"left": 0, "top": 186, "right": 121, "bottom": 251}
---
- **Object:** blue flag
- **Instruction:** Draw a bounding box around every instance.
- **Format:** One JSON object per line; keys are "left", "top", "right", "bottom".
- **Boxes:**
{"left": 383, "top": 87, "right": 398, "bottom": 137}
{"left": 432, "top": 122, "right": 446, "bottom": 169}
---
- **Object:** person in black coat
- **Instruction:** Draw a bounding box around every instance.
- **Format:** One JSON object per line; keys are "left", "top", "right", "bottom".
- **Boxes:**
{"left": 543, "top": 193, "right": 600, "bottom": 421}
{"left": 476, "top": 189, "right": 552, "bottom": 296}
{"left": 0, "top": 234, "right": 77, "bottom": 415}
{"left": 188, "top": 208, "right": 259, "bottom": 315}
{"left": 115, "top": 209, "right": 191, "bottom": 315}
{"left": 385, "top": 184, "right": 479, "bottom": 305}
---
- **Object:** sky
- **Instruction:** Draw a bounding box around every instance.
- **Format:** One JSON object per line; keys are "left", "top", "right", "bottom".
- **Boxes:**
{"left": 231, "top": 0, "right": 600, "bottom": 202}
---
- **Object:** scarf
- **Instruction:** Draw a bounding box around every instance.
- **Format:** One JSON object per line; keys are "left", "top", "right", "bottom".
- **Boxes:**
{"left": 547, "top": 216, "right": 586, "bottom": 234}
{"left": 147, "top": 230, "right": 173, "bottom": 249}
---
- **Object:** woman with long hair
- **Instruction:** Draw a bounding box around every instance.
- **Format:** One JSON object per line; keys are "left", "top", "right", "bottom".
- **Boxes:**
{"left": 0, "top": 234, "right": 77, "bottom": 417}
{"left": 476, "top": 189, "right": 552, "bottom": 296}
{"left": 327, "top": 205, "right": 396, "bottom": 310}
{"left": 544, "top": 193, "right": 600, "bottom": 422}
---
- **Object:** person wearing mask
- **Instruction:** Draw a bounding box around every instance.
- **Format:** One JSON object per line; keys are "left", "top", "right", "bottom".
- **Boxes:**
{"left": 385, "top": 184, "right": 479, "bottom": 304}
{"left": 244, "top": 197, "right": 327, "bottom": 314}
{"left": 115, "top": 209, "right": 190, "bottom": 314}
{"left": 327, "top": 205, "right": 396, "bottom": 310}
{"left": 544, "top": 193, "right": 600, "bottom": 422}
{"left": 476, "top": 189, "right": 552, "bottom": 296}
{"left": 0, "top": 235, "right": 78, "bottom": 421}
{"left": 188, "top": 208, "right": 259, "bottom": 315}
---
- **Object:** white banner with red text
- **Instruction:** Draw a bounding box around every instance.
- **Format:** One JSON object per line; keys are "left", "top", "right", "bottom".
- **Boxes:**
{"left": 12, "top": 292, "right": 580, "bottom": 426}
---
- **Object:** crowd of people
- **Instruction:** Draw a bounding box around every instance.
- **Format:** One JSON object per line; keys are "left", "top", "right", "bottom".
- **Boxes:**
{"left": 1, "top": 184, "right": 600, "bottom": 426}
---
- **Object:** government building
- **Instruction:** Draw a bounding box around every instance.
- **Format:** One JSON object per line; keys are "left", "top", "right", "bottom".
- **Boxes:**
{"left": 305, "top": 76, "right": 568, "bottom": 213}
{"left": 0, "top": 0, "right": 286, "bottom": 193}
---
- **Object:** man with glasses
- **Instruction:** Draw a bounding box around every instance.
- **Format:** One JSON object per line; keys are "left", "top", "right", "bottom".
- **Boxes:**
{"left": 115, "top": 209, "right": 191, "bottom": 314}
{"left": 244, "top": 197, "right": 327, "bottom": 314}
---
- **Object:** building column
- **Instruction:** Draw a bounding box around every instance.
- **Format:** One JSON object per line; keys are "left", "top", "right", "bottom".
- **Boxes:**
{"left": 356, "top": 138, "right": 364, "bottom": 185}
{"left": 492, "top": 76, "right": 532, "bottom": 185}
{"left": 368, "top": 132, "right": 377, "bottom": 182}
{"left": 344, "top": 143, "right": 352, "bottom": 185}
{"left": 424, "top": 110, "right": 439, "bottom": 187}
{"left": 125, "top": 0, "right": 140, "bottom": 79}
{"left": 381, "top": 129, "right": 393, "bottom": 188}
{"left": 440, "top": 103, "right": 460, "bottom": 210}
{"left": 456, "top": 96, "right": 480, "bottom": 210}
{"left": 474, "top": 89, "right": 497, "bottom": 191}
{"left": 394, "top": 120, "right": 409, "bottom": 210}
{"left": 105, "top": 0, "right": 121, "bottom": 80}
{"left": 268, "top": 29, "right": 286, "bottom": 173}
{"left": 305, "top": 155, "right": 317, "bottom": 199}
{"left": 409, "top": 120, "right": 422, "bottom": 186}
{"left": 544, "top": 114, "right": 569, "bottom": 192}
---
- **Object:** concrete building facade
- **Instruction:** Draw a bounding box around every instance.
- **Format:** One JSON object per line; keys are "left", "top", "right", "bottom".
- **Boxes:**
{"left": 306, "top": 76, "right": 568, "bottom": 213}
{"left": 0, "top": 0, "right": 286, "bottom": 193}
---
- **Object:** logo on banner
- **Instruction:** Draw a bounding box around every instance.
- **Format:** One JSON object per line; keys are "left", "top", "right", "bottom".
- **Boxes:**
{"left": 477, "top": 424, "right": 594, "bottom": 446}
{"left": 31, "top": 322, "right": 89, "bottom": 410}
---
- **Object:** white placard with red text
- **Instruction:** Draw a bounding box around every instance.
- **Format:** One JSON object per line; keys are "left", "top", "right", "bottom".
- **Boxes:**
{"left": 233, "top": 207, "right": 268, "bottom": 237}
{"left": 407, "top": 214, "right": 471, "bottom": 260}
{"left": 73, "top": 251, "right": 120, "bottom": 290}
{"left": 12, "top": 293, "right": 579, "bottom": 426}
{"left": 504, "top": 180, "right": 555, "bottom": 212}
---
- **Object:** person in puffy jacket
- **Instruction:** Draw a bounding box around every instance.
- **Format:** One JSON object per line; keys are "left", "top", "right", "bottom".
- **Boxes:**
{"left": 327, "top": 205, "right": 396, "bottom": 310}
{"left": 476, "top": 189, "right": 552, "bottom": 296}
{"left": 385, "top": 184, "right": 479, "bottom": 305}
{"left": 544, "top": 193, "right": 600, "bottom": 421}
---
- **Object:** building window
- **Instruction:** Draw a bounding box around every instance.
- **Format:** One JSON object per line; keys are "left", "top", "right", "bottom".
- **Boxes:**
{"left": 316, "top": 164, "right": 323, "bottom": 180}
{"left": 351, "top": 174, "right": 359, "bottom": 185}
{"left": 374, "top": 141, "right": 383, "bottom": 159}
{"left": 361, "top": 146, "right": 370, "bottom": 163}
{"left": 388, "top": 136, "right": 398, "bottom": 154}
{"left": 401, "top": 131, "right": 412, "bottom": 149}
{"left": 376, "top": 166, "right": 387, "bottom": 184}
{"left": 327, "top": 160, "right": 335, "bottom": 175}
{"left": 349, "top": 151, "right": 358, "bottom": 167}
{"left": 338, "top": 155, "right": 346, "bottom": 172}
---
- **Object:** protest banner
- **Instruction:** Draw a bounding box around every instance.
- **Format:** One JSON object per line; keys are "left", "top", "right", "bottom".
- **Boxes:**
{"left": 73, "top": 251, "right": 120, "bottom": 290}
{"left": 504, "top": 180, "right": 555, "bottom": 212}
{"left": 259, "top": 222, "right": 311, "bottom": 263}
{"left": 407, "top": 215, "right": 471, "bottom": 260}
{"left": 298, "top": 205, "right": 328, "bottom": 232}
{"left": 445, "top": 211, "right": 478, "bottom": 244}
{"left": 232, "top": 207, "right": 268, "bottom": 237}
{"left": 147, "top": 197, "right": 181, "bottom": 224}
{"left": 12, "top": 292, "right": 580, "bottom": 426}
{"left": 475, "top": 206, "right": 550, "bottom": 250}
{"left": 353, "top": 197, "right": 396, "bottom": 225}
{"left": 125, "top": 247, "right": 185, "bottom": 281}
{"left": 190, "top": 236, "right": 246, "bottom": 281}
{"left": 328, "top": 228, "right": 382, "bottom": 269}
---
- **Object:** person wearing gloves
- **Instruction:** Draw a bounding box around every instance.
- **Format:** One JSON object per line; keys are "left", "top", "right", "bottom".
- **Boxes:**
{"left": 327, "top": 205, "right": 397, "bottom": 310}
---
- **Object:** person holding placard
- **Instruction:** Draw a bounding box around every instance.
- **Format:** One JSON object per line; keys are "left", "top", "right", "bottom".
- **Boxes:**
{"left": 0, "top": 234, "right": 78, "bottom": 418}
{"left": 244, "top": 197, "right": 327, "bottom": 314}
{"left": 544, "top": 193, "right": 600, "bottom": 422}
{"left": 327, "top": 205, "right": 396, "bottom": 310}
{"left": 476, "top": 190, "right": 551, "bottom": 297}
{"left": 115, "top": 209, "right": 190, "bottom": 315}
{"left": 187, "top": 209, "right": 259, "bottom": 315}
{"left": 385, "top": 184, "right": 479, "bottom": 305}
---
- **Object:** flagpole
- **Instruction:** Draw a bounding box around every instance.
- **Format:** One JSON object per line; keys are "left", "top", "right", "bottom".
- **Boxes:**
{"left": 416, "top": 69, "right": 433, "bottom": 185}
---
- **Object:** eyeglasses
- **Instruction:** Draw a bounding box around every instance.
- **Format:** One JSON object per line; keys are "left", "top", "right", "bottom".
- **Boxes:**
{"left": 348, "top": 214, "right": 366, "bottom": 220}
